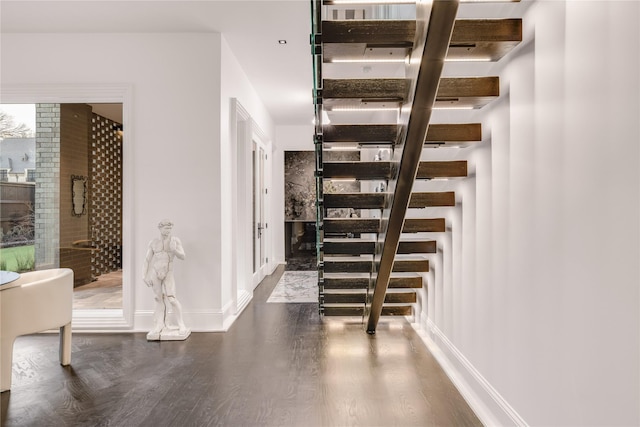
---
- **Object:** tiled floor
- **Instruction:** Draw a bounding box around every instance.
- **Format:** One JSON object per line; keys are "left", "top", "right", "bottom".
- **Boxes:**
{"left": 73, "top": 270, "right": 122, "bottom": 309}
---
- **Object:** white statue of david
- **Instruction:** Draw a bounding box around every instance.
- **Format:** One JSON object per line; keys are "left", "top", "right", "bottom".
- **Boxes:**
{"left": 143, "top": 219, "right": 190, "bottom": 341}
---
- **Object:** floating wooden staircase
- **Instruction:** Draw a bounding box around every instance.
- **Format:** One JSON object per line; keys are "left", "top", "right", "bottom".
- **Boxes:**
{"left": 311, "top": 1, "right": 521, "bottom": 328}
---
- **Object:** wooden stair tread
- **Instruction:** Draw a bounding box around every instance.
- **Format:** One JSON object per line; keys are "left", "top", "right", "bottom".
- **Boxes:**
{"left": 324, "top": 191, "right": 454, "bottom": 209}
{"left": 323, "top": 124, "right": 399, "bottom": 143}
{"left": 323, "top": 78, "right": 409, "bottom": 101}
{"left": 426, "top": 123, "right": 482, "bottom": 146}
{"left": 323, "top": 291, "right": 416, "bottom": 304}
{"left": 321, "top": 20, "right": 413, "bottom": 65}
{"left": 324, "top": 217, "right": 446, "bottom": 233}
{"left": 323, "top": 161, "right": 467, "bottom": 179}
{"left": 323, "top": 306, "right": 412, "bottom": 316}
{"left": 322, "top": 123, "right": 481, "bottom": 146}
{"left": 436, "top": 77, "right": 499, "bottom": 109}
{"left": 322, "top": 77, "right": 498, "bottom": 109}
{"left": 324, "top": 192, "right": 386, "bottom": 209}
{"left": 328, "top": 238, "right": 437, "bottom": 253}
{"left": 323, "top": 239, "right": 376, "bottom": 254}
{"left": 323, "top": 292, "right": 366, "bottom": 304}
{"left": 417, "top": 161, "right": 467, "bottom": 179}
{"left": 321, "top": 19, "right": 521, "bottom": 62}
{"left": 403, "top": 218, "right": 446, "bottom": 233}
{"left": 323, "top": 238, "right": 436, "bottom": 254}
{"left": 324, "top": 257, "right": 429, "bottom": 273}
{"left": 322, "top": 20, "right": 415, "bottom": 45}
{"left": 449, "top": 19, "right": 523, "bottom": 61}
{"left": 323, "top": 218, "right": 380, "bottom": 233}
{"left": 387, "top": 274, "right": 424, "bottom": 288}
{"left": 323, "top": 276, "right": 369, "bottom": 289}
{"left": 410, "top": 191, "right": 456, "bottom": 208}
{"left": 323, "top": 161, "right": 393, "bottom": 179}
{"left": 323, "top": 273, "right": 423, "bottom": 289}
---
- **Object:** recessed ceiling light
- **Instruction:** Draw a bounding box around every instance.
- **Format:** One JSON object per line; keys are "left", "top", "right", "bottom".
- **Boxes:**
{"left": 278, "top": 40, "right": 287, "bottom": 44}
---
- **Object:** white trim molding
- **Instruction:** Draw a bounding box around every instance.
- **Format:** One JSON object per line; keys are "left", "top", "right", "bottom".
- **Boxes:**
{"left": 134, "top": 309, "right": 230, "bottom": 333}
{"left": 236, "top": 290, "right": 252, "bottom": 316}
{"left": 412, "top": 317, "right": 528, "bottom": 427}
{"left": 72, "top": 309, "right": 130, "bottom": 331}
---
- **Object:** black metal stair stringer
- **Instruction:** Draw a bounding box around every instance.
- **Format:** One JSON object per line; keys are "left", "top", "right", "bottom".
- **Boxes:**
{"left": 365, "top": 0, "right": 460, "bottom": 334}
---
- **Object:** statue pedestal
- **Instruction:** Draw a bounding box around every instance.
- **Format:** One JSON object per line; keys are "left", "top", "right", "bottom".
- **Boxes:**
{"left": 147, "top": 327, "right": 191, "bottom": 341}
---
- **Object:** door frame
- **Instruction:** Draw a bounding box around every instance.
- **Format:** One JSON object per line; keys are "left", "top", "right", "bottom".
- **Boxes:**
{"left": 252, "top": 136, "right": 269, "bottom": 286}
{"left": 231, "top": 99, "right": 272, "bottom": 314}
{"left": 1, "top": 83, "right": 134, "bottom": 330}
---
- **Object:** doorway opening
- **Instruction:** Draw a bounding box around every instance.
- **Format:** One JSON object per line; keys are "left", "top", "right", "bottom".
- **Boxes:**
{"left": 283, "top": 151, "right": 317, "bottom": 271}
{"left": 0, "top": 102, "right": 124, "bottom": 310}
{"left": 231, "top": 98, "right": 272, "bottom": 315}
{"left": 0, "top": 84, "right": 133, "bottom": 329}
{"left": 70, "top": 103, "right": 123, "bottom": 310}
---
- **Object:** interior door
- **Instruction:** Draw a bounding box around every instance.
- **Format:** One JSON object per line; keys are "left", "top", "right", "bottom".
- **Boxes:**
{"left": 252, "top": 139, "right": 268, "bottom": 285}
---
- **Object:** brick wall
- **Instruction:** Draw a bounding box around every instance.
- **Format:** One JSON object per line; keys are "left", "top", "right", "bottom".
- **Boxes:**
{"left": 34, "top": 104, "right": 60, "bottom": 269}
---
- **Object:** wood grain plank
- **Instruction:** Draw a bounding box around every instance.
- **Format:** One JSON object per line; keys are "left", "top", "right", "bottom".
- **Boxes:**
{"left": 410, "top": 191, "right": 456, "bottom": 208}
{"left": 426, "top": 123, "right": 482, "bottom": 142}
{"left": 416, "top": 161, "right": 467, "bottom": 179}
{"left": 324, "top": 193, "right": 386, "bottom": 209}
{"left": 323, "top": 79, "right": 409, "bottom": 100}
{"left": 322, "top": 20, "right": 415, "bottom": 45}
{"left": 323, "top": 124, "right": 399, "bottom": 143}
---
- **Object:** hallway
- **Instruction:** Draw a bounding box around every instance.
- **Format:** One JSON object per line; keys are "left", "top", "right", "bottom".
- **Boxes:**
{"left": 2, "top": 265, "right": 480, "bottom": 426}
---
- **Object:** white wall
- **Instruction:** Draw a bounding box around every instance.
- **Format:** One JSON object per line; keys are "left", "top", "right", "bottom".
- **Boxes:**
{"left": 419, "top": 1, "right": 640, "bottom": 425}
{"left": 1, "top": 31, "right": 275, "bottom": 332}
{"left": 219, "top": 35, "right": 275, "bottom": 323}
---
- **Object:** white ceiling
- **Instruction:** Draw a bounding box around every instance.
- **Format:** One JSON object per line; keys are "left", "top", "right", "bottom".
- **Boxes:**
{"left": 0, "top": 0, "right": 315, "bottom": 126}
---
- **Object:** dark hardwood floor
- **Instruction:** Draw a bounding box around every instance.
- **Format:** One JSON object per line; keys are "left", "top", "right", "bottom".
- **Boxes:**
{"left": 1, "top": 265, "right": 481, "bottom": 426}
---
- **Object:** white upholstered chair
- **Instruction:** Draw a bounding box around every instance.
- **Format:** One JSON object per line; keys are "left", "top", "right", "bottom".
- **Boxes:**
{"left": 0, "top": 268, "right": 74, "bottom": 392}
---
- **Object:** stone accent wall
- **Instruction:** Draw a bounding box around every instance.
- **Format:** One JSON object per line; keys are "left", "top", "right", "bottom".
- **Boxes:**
{"left": 34, "top": 104, "right": 60, "bottom": 269}
{"left": 90, "top": 113, "right": 122, "bottom": 277}
{"left": 59, "top": 104, "right": 92, "bottom": 286}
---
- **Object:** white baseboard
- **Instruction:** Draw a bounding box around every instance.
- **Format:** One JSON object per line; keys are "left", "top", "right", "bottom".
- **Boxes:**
{"left": 83, "top": 297, "right": 254, "bottom": 333}
{"left": 134, "top": 309, "right": 227, "bottom": 332}
{"left": 236, "top": 289, "right": 252, "bottom": 314}
{"left": 268, "top": 260, "right": 284, "bottom": 275}
{"left": 412, "top": 317, "right": 528, "bottom": 427}
{"left": 72, "top": 309, "right": 131, "bottom": 331}
{"left": 220, "top": 291, "right": 253, "bottom": 331}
